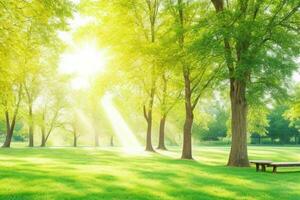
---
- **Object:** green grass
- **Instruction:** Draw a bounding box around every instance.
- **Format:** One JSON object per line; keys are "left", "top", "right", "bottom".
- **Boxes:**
{"left": 0, "top": 146, "right": 299, "bottom": 200}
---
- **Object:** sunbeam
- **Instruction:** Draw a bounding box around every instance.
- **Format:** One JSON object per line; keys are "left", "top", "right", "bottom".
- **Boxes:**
{"left": 101, "top": 94, "right": 143, "bottom": 154}
{"left": 75, "top": 109, "right": 96, "bottom": 141}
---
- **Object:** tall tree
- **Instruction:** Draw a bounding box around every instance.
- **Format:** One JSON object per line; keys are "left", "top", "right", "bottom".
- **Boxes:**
{"left": 140, "top": 0, "right": 161, "bottom": 152}
{"left": 1, "top": 83, "right": 23, "bottom": 148}
{"left": 210, "top": 0, "right": 300, "bottom": 166}
{"left": 167, "top": 0, "right": 221, "bottom": 159}
{"left": 155, "top": 68, "right": 182, "bottom": 150}
{"left": 37, "top": 75, "right": 69, "bottom": 147}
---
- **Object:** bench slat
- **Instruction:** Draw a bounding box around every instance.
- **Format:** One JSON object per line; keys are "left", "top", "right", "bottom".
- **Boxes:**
{"left": 250, "top": 160, "right": 272, "bottom": 164}
{"left": 270, "top": 162, "right": 300, "bottom": 166}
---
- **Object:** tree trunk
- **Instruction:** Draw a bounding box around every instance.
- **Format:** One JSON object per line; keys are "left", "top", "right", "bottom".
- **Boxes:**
{"left": 2, "top": 130, "right": 13, "bottom": 148}
{"left": 28, "top": 125, "right": 34, "bottom": 147}
{"left": 182, "top": 112, "right": 193, "bottom": 159}
{"left": 145, "top": 86, "right": 155, "bottom": 152}
{"left": 157, "top": 114, "right": 167, "bottom": 150}
{"left": 28, "top": 104, "right": 34, "bottom": 147}
{"left": 2, "top": 111, "right": 12, "bottom": 148}
{"left": 145, "top": 117, "right": 154, "bottom": 151}
{"left": 2, "top": 109, "right": 18, "bottom": 148}
{"left": 227, "top": 80, "right": 249, "bottom": 167}
{"left": 181, "top": 69, "right": 193, "bottom": 159}
{"left": 40, "top": 111, "right": 46, "bottom": 147}
{"left": 110, "top": 135, "right": 114, "bottom": 147}
{"left": 95, "top": 132, "right": 99, "bottom": 147}
{"left": 73, "top": 135, "right": 77, "bottom": 147}
{"left": 41, "top": 132, "right": 46, "bottom": 147}
{"left": 2, "top": 86, "right": 22, "bottom": 148}
{"left": 41, "top": 128, "right": 46, "bottom": 147}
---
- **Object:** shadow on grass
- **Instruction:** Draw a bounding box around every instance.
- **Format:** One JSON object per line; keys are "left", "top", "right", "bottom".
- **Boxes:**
{"left": 0, "top": 147, "right": 300, "bottom": 200}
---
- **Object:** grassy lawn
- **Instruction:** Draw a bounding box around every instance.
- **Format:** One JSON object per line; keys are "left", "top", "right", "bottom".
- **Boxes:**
{"left": 0, "top": 146, "right": 299, "bottom": 200}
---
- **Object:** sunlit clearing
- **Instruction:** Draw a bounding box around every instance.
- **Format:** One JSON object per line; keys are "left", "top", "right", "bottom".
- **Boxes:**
{"left": 101, "top": 94, "right": 143, "bottom": 154}
{"left": 59, "top": 42, "right": 109, "bottom": 89}
{"left": 156, "top": 150, "right": 180, "bottom": 158}
{"left": 75, "top": 109, "right": 95, "bottom": 138}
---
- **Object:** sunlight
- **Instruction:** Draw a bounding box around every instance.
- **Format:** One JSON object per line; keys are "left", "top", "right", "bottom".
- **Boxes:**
{"left": 75, "top": 109, "right": 95, "bottom": 137}
{"left": 101, "top": 94, "right": 143, "bottom": 154}
{"left": 293, "top": 72, "right": 300, "bottom": 83}
{"left": 156, "top": 150, "right": 180, "bottom": 158}
{"left": 59, "top": 42, "right": 109, "bottom": 89}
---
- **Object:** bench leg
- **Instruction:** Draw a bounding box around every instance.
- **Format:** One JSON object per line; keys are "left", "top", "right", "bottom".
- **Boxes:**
{"left": 262, "top": 164, "right": 266, "bottom": 172}
{"left": 273, "top": 166, "right": 277, "bottom": 173}
{"left": 256, "top": 164, "right": 260, "bottom": 172}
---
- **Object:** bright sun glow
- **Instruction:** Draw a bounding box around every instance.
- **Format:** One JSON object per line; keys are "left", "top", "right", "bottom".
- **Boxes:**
{"left": 59, "top": 42, "right": 108, "bottom": 89}
{"left": 101, "top": 94, "right": 143, "bottom": 154}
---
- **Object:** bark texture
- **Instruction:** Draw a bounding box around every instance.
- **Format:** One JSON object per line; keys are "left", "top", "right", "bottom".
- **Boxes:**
{"left": 28, "top": 104, "right": 34, "bottom": 147}
{"left": 2, "top": 86, "right": 22, "bottom": 148}
{"left": 181, "top": 69, "right": 193, "bottom": 159}
{"left": 73, "top": 135, "right": 77, "bottom": 147}
{"left": 227, "top": 80, "right": 249, "bottom": 167}
{"left": 144, "top": 85, "right": 155, "bottom": 152}
{"left": 2, "top": 112, "right": 14, "bottom": 148}
{"left": 40, "top": 126, "right": 46, "bottom": 147}
{"left": 157, "top": 115, "right": 167, "bottom": 150}
{"left": 110, "top": 136, "right": 114, "bottom": 147}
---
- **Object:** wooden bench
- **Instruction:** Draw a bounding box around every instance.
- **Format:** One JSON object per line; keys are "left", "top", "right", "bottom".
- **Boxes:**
{"left": 269, "top": 162, "right": 300, "bottom": 173}
{"left": 250, "top": 160, "right": 272, "bottom": 172}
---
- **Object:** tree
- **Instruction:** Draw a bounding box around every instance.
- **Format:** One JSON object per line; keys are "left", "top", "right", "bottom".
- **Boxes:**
{"left": 63, "top": 112, "right": 81, "bottom": 147}
{"left": 135, "top": 0, "right": 162, "bottom": 152}
{"left": 167, "top": 0, "right": 221, "bottom": 159}
{"left": 1, "top": 83, "right": 23, "bottom": 148}
{"left": 37, "top": 75, "right": 69, "bottom": 147}
{"left": 155, "top": 69, "right": 181, "bottom": 150}
{"left": 210, "top": 0, "right": 300, "bottom": 166}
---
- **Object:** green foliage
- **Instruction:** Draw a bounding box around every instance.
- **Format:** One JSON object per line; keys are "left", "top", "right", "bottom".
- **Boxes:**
{"left": 248, "top": 105, "right": 270, "bottom": 136}
{"left": 201, "top": 0, "right": 300, "bottom": 105}
{"left": 267, "top": 105, "right": 299, "bottom": 144}
{"left": 195, "top": 105, "right": 228, "bottom": 141}
{"left": 285, "top": 84, "right": 300, "bottom": 129}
